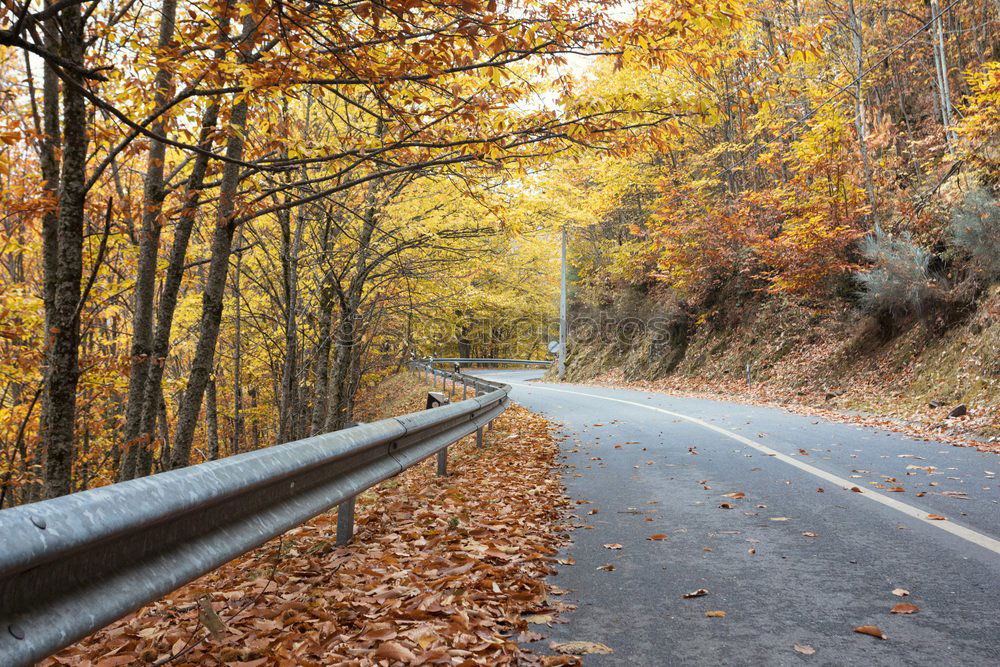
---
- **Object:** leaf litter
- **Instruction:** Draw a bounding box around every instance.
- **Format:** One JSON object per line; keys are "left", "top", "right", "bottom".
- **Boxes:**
{"left": 44, "top": 404, "right": 574, "bottom": 666}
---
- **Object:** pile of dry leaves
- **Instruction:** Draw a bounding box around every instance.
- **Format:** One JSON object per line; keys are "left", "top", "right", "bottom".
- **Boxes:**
{"left": 44, "top": 402, "right": 577, "bottom": 666}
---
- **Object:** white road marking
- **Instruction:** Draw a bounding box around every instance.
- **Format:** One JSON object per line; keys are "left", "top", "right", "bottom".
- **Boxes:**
{"left": 507, "top": 381, "right": 1000, "bottom": 557}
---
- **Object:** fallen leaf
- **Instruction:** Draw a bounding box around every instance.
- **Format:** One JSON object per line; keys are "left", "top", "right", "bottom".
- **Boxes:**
{"left": 801, "top": 531, "right": 817, "bottom": 538}
{"left": 596, "top": 563, "right": 615, "bottom": 571}
{"left": 890, "top": 603, "right": 919, "bottom": 614}
{"left": 854, "top": 625, "right": 888, "bottom": 640}
{"left": 550, "top": 640, "right": 613, "bottom": 655}
{"left": 375, "top": 641, "right": 418, "bottom": 663}
{"left": 603, "top": 543, "right": 622, "bottom": 550}
{"left": 682, "top": 588, "right": 708, "bottom": 599}
{"left": 722, "top": 491, "right": 746, "bottom": 499}
{"left": 647, "top": 533, "right": 668, "bottom": 541}
{"left": 817, "top": 488, "right": 824, "bottom": 493}
{"left": 770, "top": 517, "right": 790, "bottom": 521}
{"left": 523, "top": 613, "right": 554, "bottom": 624}
{"left": 887, "top": 487, "right": 905, "bottom": 492}
{"left": 793, "top": 644, "right": 816, "bottom": 655}
{"left": 926, "top": 514, "right": 947, "bottom": 521}
{"left": 704, "top": 610, "right": 726, "bottom": 618}
{"left": 850, "top": 486, "right": 863, "bottom": 493}
{"left": 892, "top": 588, "right": 910, "bottom": 597}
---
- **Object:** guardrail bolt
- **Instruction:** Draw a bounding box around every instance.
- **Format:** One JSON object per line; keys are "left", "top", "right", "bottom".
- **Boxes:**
{"left": 336, "top": 496, "right": 356, "bottom": 546}
{"left": 8, "top": 623, "right": 25, "bottom": 640}
{"left": 29, "top": 515, "right": 46, "bottom": 529}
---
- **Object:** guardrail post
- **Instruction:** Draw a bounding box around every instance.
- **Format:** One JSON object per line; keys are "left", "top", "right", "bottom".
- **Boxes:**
{"left": 476, "top": 427, "right": 483, "bottom": 448}
{"left": 336, "top": 496, "right": 356, "bottom": 545}
{"left": 462, "top": 380, "right": 467, "bottom": 399}
{"left": 437, "top": 447, "right": 448, "bottom": 476}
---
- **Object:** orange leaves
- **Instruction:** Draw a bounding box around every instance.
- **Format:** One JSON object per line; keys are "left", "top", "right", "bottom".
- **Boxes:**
{"left": 890, "top": 603, "right": 919, "bottom": 615}
{"left": 854, "top": 625, "right": 888, "bottom": 640}
{"left": 45, "top": 404, "right": 570, "bottom": 665}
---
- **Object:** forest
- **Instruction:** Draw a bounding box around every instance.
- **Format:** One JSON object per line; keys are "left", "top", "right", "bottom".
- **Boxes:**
{"left": 1, "top": 0, "right": 999, "bottom": 507}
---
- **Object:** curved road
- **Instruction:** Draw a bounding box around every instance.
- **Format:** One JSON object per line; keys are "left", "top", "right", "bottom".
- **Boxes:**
{"left": 471, "top": 370, "right": 1000, "bottom": 665}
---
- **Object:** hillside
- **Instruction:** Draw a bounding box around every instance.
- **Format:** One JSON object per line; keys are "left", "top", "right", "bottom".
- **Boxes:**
{"left": 561, "top": 284, "right": 1000, "bottom": 447}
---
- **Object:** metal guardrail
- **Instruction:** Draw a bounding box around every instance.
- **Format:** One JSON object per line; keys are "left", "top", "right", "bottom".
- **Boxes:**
{"left": 426, "top": 357, "right": 552, "bottom": 366}
{"left": 0, "top": 367, "right": 508, "bottom": 665}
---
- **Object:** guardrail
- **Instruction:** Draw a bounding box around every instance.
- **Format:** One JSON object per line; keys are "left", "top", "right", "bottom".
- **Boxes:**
{"left": 0, "top": 366, "right": 508, "bottom": 665}
{"left": 425, "top": 357, "right": 552, "bottom": 366}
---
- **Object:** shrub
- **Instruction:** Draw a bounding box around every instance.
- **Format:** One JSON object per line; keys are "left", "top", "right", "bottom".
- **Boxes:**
{"left": 950, "top": 187, "right": 1000, "bottom": 280}
{"left": 855, "top": 226, "right": 934, "bottom": 317}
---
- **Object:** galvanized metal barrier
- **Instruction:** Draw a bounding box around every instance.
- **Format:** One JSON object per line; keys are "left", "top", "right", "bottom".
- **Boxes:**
{"left": 426, "top": 357, "right": 552, "bottom": 366}
{"left": 0, "top": 370, "right": 509, "bottom": 665}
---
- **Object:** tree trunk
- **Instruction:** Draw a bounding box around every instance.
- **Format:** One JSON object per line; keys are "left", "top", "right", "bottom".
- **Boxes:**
{"left": 169, "top": 85, "right": 251, "bottom": 468}
{"left": 44, "top": 3, "right": 88, "bottom": 498}
{"left": 34, "top": 2, "right": 61, "bottom": 502}
{"left": 206, "top": 376, "right": 220, "bottom": 460}
{"left": 848, "top": 0, "right": 877, "bottom": 220}
{"left": 119, "top": 0, "right": 180, "bottom": 481}
{"left": 231, "top": 227, "right": 244, "bottom": 455}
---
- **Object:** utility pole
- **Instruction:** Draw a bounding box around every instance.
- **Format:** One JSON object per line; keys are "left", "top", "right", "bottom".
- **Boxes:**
{"left": 559, "top": 227, "right": 567, "bottom": 380}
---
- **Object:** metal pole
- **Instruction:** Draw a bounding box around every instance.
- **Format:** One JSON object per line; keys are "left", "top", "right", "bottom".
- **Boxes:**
{"left": 437, "top": 447, "right": 448, "bottom": 476}
{"left": 336, "top": 496, "right": 356, "bottom": 545}
{"left": 559, "top": 226, "right": 567, "bottom": 380}
{"left": 476, "top": 427, "right": 483, "bottom": 448}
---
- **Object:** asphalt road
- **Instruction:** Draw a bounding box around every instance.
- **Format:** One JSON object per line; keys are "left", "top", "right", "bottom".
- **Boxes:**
{"left": 470, "top": 370, "right": 1000, "bottom": 666}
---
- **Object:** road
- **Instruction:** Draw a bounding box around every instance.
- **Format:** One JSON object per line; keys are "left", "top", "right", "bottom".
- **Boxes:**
{"left": 470, "top": 370, "right": 1000, "bottom": 665}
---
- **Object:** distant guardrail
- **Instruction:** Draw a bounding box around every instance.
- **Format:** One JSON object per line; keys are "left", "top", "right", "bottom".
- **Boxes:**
{"left": 425, "top": 357, "right": 552, "bottom": 366}
{"left": 0, "top": 366, "right": 508, "bottom": 665}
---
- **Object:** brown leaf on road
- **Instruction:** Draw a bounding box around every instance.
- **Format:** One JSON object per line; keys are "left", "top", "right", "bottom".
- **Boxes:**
{"left": 550, "top": 640, "right": 614, "bottom": 655}
{"left": 793, "top": 644, "right": 816, "bottom": 655}
{"left": 603, "top": 543, "right": 623, "bottom": 550}
{"left": 682, "top": 588, "right": 709, "bottom": 598}
{"left": 854, "top": 625, "right": 888, "bottom": 640}
{"left": 801, "top": 531, "right": 817, "bottom": 537}
{"left": 596, "top": 563, "right": 616, "bottom": 571}
{"left": 722, "top": 491, "right": 746, "bottom": 499}
{"left": 926, "top": 514, "right": 947, "bottom": 520}
{"left": 892, "top": 588, "right": 910, "bottom": 597}
{"left": 647, "top": 533, "right": 668, "bottom": 541}
{"left": 887, "top": 486, "right": 905, "bottom": 492}
{"left": 719, "top": 502, "right": 735, "bottom": 509}
{"left": 705, "top": 610, "right": 726, "bottom": 618}
{"left": 891, "top": 603, "right": 919, "bottom": 614}
{"left": 850, "top": 486, "right": 863, "bottom": 493}
{"left": 524, "top": 614, "right": 555, "bottom": 626}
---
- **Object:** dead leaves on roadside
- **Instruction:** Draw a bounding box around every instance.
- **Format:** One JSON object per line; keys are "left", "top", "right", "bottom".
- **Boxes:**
{"left": 44, "top": 404, "right": 572, "bottom": 666}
